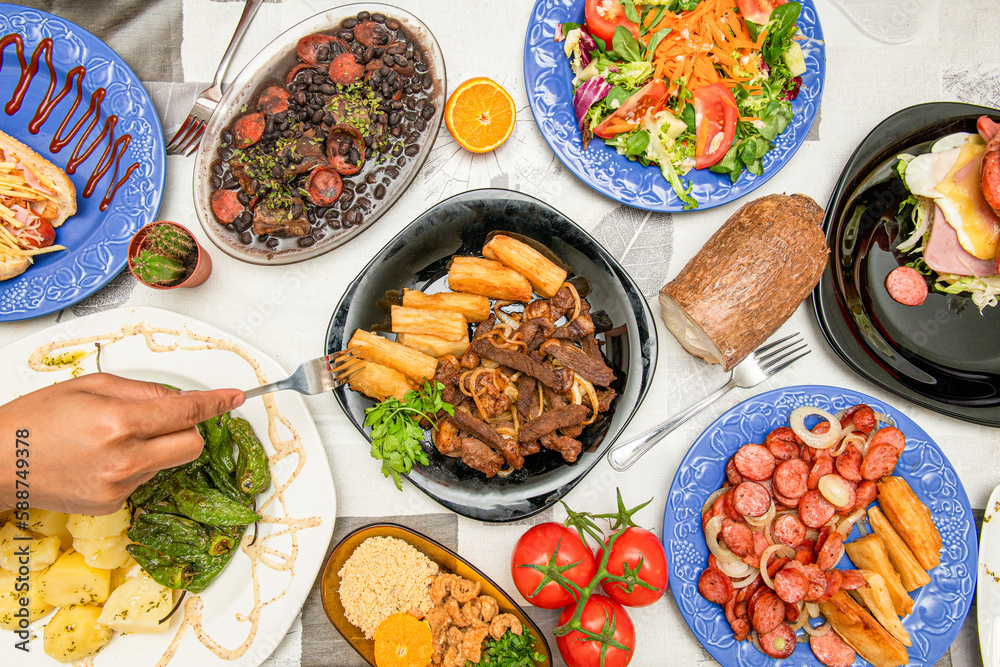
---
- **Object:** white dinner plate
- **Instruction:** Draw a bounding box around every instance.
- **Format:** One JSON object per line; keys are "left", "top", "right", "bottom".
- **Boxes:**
{"left": 0, "top": 306, "right": 336, "bottom": 666}
{"left": 979, "top": 484, "right": 1000, "bottom": 666}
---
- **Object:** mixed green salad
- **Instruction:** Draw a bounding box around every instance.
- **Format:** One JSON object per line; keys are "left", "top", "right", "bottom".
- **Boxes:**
{"left": 557, "top": 0, "right": 807, "bottom": 209}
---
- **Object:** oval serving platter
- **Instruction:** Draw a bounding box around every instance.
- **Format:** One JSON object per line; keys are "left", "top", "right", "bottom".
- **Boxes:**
{"left": 320, "top": 523, "right": 552, "bottom": 667}
{"left": 663, "top": 385, "right": 976, "bottom": 667}
{"left": 325, "top": 188, "right": 656, "bottom": 522}
{"left": 192, "top": 2, "right": 445, "bottom": 265}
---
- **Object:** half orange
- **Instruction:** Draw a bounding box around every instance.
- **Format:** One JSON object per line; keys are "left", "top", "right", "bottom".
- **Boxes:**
{"left": 444, "top": 77, "right": 516, "bottom": 153}
{"left": 373, "top": 613, "right": 433, "bottom": 667}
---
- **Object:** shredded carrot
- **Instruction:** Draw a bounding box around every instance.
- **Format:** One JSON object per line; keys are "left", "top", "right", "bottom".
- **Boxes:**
{"left": 644, "top": 0, "right": 767, "bottom": 107}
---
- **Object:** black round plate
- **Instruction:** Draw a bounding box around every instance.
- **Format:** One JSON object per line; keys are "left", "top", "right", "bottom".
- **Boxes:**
{"left": 325, "top": 188, "right": 656, "bottom": 521}
{"left": 814, "top": 102, "right": 1000, "bottom": 425}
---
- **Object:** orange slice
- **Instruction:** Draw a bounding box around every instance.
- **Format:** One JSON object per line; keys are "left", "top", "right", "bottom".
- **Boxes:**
{"left": 444, "top": 77, "right": 516, "bottom": 153}
{"left": 373, "top": 613, "right": 433, "bottom": 667}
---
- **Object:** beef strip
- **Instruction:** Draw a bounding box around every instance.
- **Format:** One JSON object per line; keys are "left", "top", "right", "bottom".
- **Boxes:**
{"left": 469, "top": 339, "right": 572, "bottom": 394}
{"left": 462, "top": 371, "right": 512, "bottom": 417}
{"left": 282, "top": 130, "right": 327, "bottom": 177}
{"left": 457, "top": 438, "right": 503, "bottom": 477}
{"left": 596, "top": 387, "right": 617, "bottom": 413}
{"left": 434, "top": 357, "right": 462, "bottom": 405}
{"left": 548, "top": 286, "right": 575, "bottom": 320}
{"left": 449, "top": 408, "right": 523, "bottom": 469}
{"left": 540, "top": 432, "right": 582, "bottom": 463}
{"left": 539, "top": 339, "right": 614, "bottom": 387}
{"left": 461, "top": 314, "right": 497, "bottom": 369}
{"left": 552, "top": 300, "right": 594, "bottom": 340}
{"left": 252, "top": 202, "right": 311, "bottom": 236}
{"left": 519, "top": 317, "right": 555, "bottom": 351}
{"left": 581, "top": 334, "right": 602, "bottom": 361}
{"left": 523, "top": 299, "right": 551, "bottom": 321}
{"left": 518, "top": 404, "right": 590, "bottom": 443}
{"left": 516, "top": 375, "right": 537, "bottom": 421}
{"left": 519, "top": 439, "right": 540, "bottom": 456}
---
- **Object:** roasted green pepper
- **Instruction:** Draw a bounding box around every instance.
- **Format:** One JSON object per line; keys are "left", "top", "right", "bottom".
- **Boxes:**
{"left": 231, "top": 417, "right": 271, "bottom": 495}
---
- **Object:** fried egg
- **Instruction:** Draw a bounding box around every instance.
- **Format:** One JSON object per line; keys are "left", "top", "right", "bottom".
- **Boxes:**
{"left": 904, "top": 132, "right": 1000, "bottom": 260}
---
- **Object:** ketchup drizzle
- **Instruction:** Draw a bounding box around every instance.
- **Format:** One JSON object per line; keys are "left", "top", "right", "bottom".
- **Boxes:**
{"left": 1, "top": 33, "right": 142, "bottom": 212}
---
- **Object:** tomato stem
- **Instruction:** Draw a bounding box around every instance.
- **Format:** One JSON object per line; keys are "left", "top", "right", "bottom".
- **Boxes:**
{"left": 527, "top": 489, "right": 658, "bottom": 666}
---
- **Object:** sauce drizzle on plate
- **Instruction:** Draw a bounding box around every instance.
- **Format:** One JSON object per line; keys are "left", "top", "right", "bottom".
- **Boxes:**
{"left": 1, "top": 33, "right": 139, "bottom": 210}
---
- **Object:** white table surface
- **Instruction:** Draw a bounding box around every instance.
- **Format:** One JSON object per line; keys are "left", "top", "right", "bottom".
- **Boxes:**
{"left": 2, "top": 1, "right": 999, "bottom": 665}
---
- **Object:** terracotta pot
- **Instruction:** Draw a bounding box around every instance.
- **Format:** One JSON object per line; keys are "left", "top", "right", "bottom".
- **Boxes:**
{"left": 127, "top": 221, "right": 213, "bottom": 290}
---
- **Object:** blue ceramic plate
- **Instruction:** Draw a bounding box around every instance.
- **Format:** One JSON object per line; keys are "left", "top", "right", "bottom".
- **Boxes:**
{"left": 0, "top": 4, "right": 165, "bottom": 321}
{"left": 663, "top": 385, "right": 976, "bottom": 666}
{"left": 523, "top": 0, "right": 825, "bottom": 212}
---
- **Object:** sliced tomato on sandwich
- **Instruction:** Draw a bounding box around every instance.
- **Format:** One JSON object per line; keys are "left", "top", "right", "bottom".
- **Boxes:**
{"left": 693, "top": 83, "right": 739, "bottom": 169}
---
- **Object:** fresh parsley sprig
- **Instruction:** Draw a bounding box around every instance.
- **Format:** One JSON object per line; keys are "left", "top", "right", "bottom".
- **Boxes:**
{"left": 472, "top": 629, "right": 545, "bottom": 667}
{"left": 363, "top": 381, "right": 453, "bottom": 490}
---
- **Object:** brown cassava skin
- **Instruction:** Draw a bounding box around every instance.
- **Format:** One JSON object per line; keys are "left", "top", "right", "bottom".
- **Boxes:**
{"left": 659, "top": 194, "right": 829, "bottom": 370}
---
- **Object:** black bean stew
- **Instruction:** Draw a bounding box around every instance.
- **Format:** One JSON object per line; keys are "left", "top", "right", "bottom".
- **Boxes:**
{"left": 209, "top": 10, "right": 437, "bottom": 252}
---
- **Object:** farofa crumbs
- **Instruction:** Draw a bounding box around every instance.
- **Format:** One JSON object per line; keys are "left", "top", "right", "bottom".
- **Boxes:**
{"left": 338, "top": 536, "right": 439, "bottom": 639}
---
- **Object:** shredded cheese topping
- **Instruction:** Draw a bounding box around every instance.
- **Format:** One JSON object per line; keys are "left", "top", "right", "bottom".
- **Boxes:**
{"left": 0, "top": 150, "right": 65, "bottom": 261}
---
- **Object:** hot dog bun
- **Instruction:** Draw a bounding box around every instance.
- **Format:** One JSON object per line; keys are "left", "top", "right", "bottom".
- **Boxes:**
{"left": 0, "top": 131, "right": 76, "bottom": 227}
{"left": 0, "top": 255, "right": 30, "bottom": 281}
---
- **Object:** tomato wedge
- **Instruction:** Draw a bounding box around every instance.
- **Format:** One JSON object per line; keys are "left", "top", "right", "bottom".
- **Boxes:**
{"left": 584, "top": 0, "right": 640, "bottom": 46}
{"left": 693, "top": 83, "right": 738, "bottom": 169}
{"left": 593, "top": 80, "right": 669, "bottom": 140}
{"left": 735, "top": 0, "right": 788, "bottom": 24}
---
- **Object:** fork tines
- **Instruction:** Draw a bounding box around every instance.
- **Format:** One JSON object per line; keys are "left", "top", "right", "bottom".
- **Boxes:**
{"left": 755, "top": 333, "right": 809, "bottom": 375}
{"left": 166, "top": 117, "right": 207, "bottom": 156}
{"left": 328, "top": 349, "right": 365, "bottom": 386}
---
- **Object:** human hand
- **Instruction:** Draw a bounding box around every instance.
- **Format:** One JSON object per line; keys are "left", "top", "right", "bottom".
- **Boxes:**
{"left": 0, "top": 373, "right": 245, "bottom": 515}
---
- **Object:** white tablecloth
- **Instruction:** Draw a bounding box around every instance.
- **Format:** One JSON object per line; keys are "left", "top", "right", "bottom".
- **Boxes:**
{"left": 3, "top": 1, "right": 999, "bottom": 665}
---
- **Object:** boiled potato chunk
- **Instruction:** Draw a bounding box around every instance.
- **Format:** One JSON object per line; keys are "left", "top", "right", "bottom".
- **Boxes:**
{"left": 110, "top": 558, "right": 139, "bottom": 593}
{"left": 98, "top": 569, "right": 174, "bottom": 633}
{"left": 43, "top": 605, "right": 111, "bottom": 663}
{"left": 73, "top": 533, "right": 131, "bottom": 570}
{"left": 38, "top": 550, "right": 110, "bottom": 607}
{"left": 0, "top": 522, "right": 60, "bottom": 572}
{"left": 24, "top": 509, "right": 73, "bottom": 551}
{"left": 0, "top": 567, "right": 52, "bottom": 630}
{"left": 66, "top": 505, "right": 131, "bottom": 540}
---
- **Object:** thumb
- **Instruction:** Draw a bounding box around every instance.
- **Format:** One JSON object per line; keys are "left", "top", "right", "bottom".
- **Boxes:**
{"left": 139, "top": 388, "right": 245, "bottom": 436}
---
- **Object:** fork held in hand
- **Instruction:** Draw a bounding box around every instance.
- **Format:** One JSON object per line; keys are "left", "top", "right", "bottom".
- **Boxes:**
{"left": 607, "top": 333, "right": 809, "bottom": 472}
{"left": 243, "top": 350, "right": 363, "bottom": 399}
{"left": 166, "top": 0, "right": 265, "bottom": 155}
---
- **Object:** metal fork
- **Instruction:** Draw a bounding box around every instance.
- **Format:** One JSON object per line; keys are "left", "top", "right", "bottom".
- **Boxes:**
{"left": 166, "top": 0, "right": 265, "bottom": 156}
{"left": 607, "top": 333, "right": 809, "bottom": 472}
{"left": 243, "top": 350, "right": 364, "bottom": 399}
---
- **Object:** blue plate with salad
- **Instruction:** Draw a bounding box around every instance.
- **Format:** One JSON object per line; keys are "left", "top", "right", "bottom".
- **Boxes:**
{"left": 814, "top": 101, "right": 1000, "bottom": 427}
{"left": 523, "top": 0, "right": 825, "bottom": 212}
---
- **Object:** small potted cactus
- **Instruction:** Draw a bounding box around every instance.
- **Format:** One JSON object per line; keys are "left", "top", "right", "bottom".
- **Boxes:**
{"left": 127, "top": 221, "right": 212, "bottom": 289}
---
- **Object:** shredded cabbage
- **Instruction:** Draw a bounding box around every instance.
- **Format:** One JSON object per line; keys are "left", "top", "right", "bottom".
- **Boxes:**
{"left": 896, "top": 196, "right": 933, "bottom": 253}
{"left": 936, "top": 274, "right": 1000, "bottom": 311}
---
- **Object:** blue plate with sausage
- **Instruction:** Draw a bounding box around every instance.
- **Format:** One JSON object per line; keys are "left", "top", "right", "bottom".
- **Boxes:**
{"left": 662, "top": 385, "right": 976, "bottom": 666}
{"left": 0, "top": 4, "right": 165, "bottom": 320}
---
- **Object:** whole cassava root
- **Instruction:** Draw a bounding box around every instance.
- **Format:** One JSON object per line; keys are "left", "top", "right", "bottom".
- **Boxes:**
{"left": 658, "top": 194, "right": 829, "bottom": 370}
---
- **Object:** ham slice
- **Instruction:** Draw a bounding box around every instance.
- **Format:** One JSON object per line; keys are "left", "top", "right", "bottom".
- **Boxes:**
{"left": 923, "top": 203, "right": 996, "bottom": 276}
{"left": 978, "top": 116, "right": 1000, "bottom": 143}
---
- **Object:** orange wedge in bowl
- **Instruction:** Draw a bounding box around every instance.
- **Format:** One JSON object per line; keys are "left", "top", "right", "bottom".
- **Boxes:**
{"left": 373, "top": 613, "right": 433, "bottom": 667}
{"left": 444, "top": 77, "right": 516, "bottom": 153}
